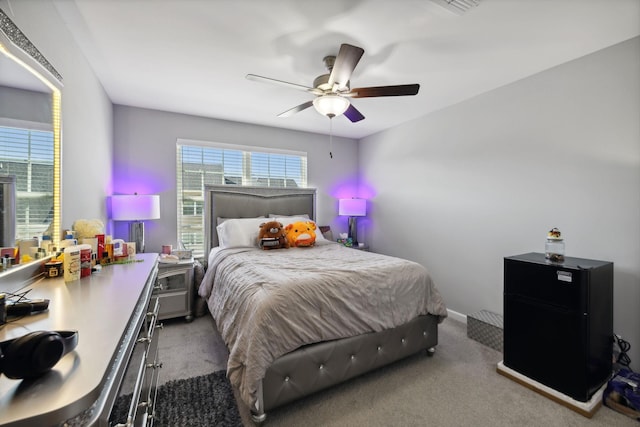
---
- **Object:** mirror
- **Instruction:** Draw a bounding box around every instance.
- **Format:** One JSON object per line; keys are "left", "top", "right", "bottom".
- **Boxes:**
{"left": 0, "top": 8, "right": 62, "bottom": 277}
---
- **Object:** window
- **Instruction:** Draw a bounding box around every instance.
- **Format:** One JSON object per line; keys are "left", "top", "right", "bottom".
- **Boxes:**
{"left": 176, "top": 139, "right": 307, "bottom": 258}
{"left": 0, "top": 125, "right": 54, "bottom": 241}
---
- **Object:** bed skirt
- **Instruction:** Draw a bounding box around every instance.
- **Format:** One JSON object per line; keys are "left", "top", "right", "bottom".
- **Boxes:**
{"left": 251, "top": 314, "right": 439, "bottom": 422}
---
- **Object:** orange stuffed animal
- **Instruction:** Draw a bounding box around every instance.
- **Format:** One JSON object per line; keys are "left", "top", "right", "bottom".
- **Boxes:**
{"left": 257, "top": 221, "right": 289, "bottom": 250}
{"left": 285, "top": 221, "right": 317, "bottom": 247}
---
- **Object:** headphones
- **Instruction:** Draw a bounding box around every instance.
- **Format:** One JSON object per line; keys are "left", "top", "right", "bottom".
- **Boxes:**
{"left": 0, "top": 330, "right": 78, "bottom": 379}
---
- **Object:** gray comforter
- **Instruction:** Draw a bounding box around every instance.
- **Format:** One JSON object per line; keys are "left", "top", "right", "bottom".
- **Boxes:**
{"left": 198, "top": 242, "right": 448, "bottom": 410}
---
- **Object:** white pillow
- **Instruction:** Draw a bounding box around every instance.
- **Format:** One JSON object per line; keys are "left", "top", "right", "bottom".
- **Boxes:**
{"left": 273, "top": 217, "right": 326, "bottom": 241}
{"left": 268, "top": 213, "right": 310, "bottom": 219}
{"left": 217, "top": 215, "right": 264, "bottom": 225}
{"left": 216, "top": 217, "right": 267, "bottom": 248}
{"left": 273, "top": 216, "right": 311, "bottom": 225}
{"left": 314, "top": 223, "right": 327, "bottom": 241}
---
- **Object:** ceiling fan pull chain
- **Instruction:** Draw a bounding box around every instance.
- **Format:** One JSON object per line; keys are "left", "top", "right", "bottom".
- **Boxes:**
{"left": 329, "top": 117, "right": 333, "bottom": 159}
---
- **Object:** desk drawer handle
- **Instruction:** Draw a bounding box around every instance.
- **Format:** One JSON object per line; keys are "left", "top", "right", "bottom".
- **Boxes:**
{"left": 146, "top": 297, "right": 161, "bottom": 318}
{"left": 138, "top": 323, "right": 162, "bottom": 344}
{"left": 120, "top": 349, "right": 148, "bottom": 425}
{"left": 139, "top": 299, "right": 162, "bottom": 343}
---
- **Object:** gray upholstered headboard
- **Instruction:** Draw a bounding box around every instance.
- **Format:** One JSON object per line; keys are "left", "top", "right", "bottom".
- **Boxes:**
{"left": 204, "top": 185, "right": 316, "bottom": 251}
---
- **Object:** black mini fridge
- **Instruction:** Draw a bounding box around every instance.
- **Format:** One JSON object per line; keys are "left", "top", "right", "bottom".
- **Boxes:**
{"left": 503, "top": 252, "right": 613, "bottom": 402}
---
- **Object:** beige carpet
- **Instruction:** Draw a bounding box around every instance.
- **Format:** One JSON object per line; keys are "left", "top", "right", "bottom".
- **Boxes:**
{"left": 158, "top": 314, "right": 636, "bottom": 426}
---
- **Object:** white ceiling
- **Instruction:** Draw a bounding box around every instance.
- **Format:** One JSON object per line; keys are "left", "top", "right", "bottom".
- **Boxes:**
{"left": 51, "top": 0, "right": 639, "bottom": 139}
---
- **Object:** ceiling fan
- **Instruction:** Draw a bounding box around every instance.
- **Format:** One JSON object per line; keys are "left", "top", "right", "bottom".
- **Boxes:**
{"left": 246, "top": 43, "right": 420, "bottom": 123}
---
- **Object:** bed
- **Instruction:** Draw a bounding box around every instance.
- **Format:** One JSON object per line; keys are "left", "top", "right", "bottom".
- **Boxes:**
{"left": 198, "top": 185, "right": 448, "bottom": 423}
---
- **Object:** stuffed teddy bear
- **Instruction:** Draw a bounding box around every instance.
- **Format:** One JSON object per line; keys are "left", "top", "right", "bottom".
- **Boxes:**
{"left": 285, "top": 221, "right": 317, "bottom": 247}
{"left": 257, "top": 221, "right": 289, "bottom": 250}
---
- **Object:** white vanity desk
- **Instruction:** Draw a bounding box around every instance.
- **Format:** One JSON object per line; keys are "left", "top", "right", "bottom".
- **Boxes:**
{"left": 0, "top": 253, "right": 159, "bottom": 427}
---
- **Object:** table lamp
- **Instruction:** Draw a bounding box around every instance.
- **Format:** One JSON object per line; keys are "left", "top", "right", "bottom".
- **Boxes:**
{"left": 110, "top": 194, "right": 160, "bottom": 253}
{"left": 338, "top": 198, "right": 366, "bottom": 246}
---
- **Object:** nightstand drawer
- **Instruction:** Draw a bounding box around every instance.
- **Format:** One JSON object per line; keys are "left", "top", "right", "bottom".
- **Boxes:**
{"left": 155, "top": 260, "right": 194, "bottom": 322}
{"left": 158, "top": 291, "right": 189, "bottom": 318}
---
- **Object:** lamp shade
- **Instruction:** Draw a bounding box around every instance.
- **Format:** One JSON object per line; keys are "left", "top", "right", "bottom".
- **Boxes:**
{"left": 313, "top": 94, "right": 350, "bottom": 118}
{"left": 338, "top": 198, "right": 366, "bottom": 217}
{"left": 111, "top": 194, "right": 160, "bottom": 221}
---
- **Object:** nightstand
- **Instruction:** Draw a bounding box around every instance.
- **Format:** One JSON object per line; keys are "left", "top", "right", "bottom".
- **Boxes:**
{"left": 156, "top": 259, "right": 194, "bottom": 322}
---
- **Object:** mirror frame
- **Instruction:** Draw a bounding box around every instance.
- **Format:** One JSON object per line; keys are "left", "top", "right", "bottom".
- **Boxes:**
{"left": 0, "top": 7, "right": 62, "bottom": 249}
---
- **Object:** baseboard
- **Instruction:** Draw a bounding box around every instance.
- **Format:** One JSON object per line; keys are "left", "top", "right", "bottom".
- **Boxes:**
{"left": 447, "top": 308, "right": 467, "bottom": 323}
{"left": 496, "top": 361, "right": 604, "bottom": 418}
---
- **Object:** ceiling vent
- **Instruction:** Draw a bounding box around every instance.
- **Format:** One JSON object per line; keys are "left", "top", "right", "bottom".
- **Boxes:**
{"left": 430, "top": 0, "right": 481, "bottom": 15}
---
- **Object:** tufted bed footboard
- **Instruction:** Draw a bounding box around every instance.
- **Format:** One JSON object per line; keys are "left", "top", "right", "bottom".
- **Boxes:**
{"left": 251, "top": 314, "right": 439, "bottom": 423}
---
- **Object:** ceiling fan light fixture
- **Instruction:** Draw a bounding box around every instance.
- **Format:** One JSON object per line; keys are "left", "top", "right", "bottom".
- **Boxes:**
{"left": 313, "top": 94, "right": 350, "bottom": 118}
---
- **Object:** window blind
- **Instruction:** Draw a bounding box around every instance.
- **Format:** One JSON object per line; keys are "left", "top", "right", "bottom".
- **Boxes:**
{"left": 0, "top": 126, "right": 54, "bottom": 240}
{"left": 176, "top": 140, "right": 307, "bottom": 258}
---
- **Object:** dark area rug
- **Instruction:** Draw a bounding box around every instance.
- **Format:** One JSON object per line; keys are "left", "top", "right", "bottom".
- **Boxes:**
{"left": 110, "top": 370, "right": 243, "bottom": 427}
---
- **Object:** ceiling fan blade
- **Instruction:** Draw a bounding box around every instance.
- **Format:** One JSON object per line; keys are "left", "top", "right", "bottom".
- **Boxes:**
{"left": 343, "top": 104, "right": 365, "bottom": 123}
{"left": 349, "top": 84, "right": 420, "bottom": 98}
{"left": 246, "top": 74, "right": 321, "bottom": 94}
{"left": 328, "top": 44, "right": 364, "bottom": 90}
{"left": 278, "top": 100, "right": 314, "bottom": 118}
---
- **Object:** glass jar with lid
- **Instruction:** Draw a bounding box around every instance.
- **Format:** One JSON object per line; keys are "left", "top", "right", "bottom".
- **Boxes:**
{"left": 545, "top": 227, "right": 565, "bottom": 262}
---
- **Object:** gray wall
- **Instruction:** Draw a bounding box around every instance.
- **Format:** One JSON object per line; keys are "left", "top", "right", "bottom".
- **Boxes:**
{"left": 112, "top": 105, "right": 358, "bottom": 253}
{"left": 360, "top": 37, "right": 640, "bottom": 370}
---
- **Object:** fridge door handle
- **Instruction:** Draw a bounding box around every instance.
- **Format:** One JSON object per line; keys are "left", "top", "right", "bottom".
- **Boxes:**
{"left": 557, "top": 271, "right": 573, "bottom": 282}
